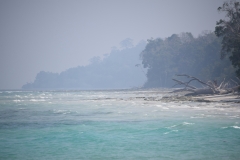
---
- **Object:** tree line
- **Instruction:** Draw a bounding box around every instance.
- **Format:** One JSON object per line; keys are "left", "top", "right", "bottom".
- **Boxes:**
{"left": 141, "top": 1, "right": 240, "bottom": 88}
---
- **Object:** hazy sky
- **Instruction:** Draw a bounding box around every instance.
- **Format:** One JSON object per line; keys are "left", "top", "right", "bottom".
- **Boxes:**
{"left": 0, "top": 0, "right": 226, "bottom": 89}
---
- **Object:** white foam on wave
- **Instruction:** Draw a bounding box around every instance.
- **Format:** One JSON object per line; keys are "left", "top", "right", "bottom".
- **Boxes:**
{"left": 156, "top": 105, "right": 169, "bottom": 110}
{"left": 162, "top": 107, "right": 169, "bottom": 110}
{"left": 166, "top": 125, "right": 177, "bottom": 129}
{"left": 166, "top": 122, "right": 194, "bottom": 130}
{"left": 29, "top": 99, "right": 45, "bottom": 102}
{"left": 228, "top": 115, "right": 239, "bottom": 119}
{"left": 6, "top": 91, "right": 13, "bottom": 93}
{"left": 53, "top": 109, "right": 71, "bottom": 114}
{"left": 232, "top": 126, "right": 240, "bottom": 129}
{"left": 13, "top": 99, "right": 23, "bottom": 102}
{"left": 191, "top": 106, "right": 200, "bottom": 109}
{"left": 179, "top": 104, "right": 191, "bottom": 108}
{"left": 190, "top": 116, "right": 204, "bottom": 119}
{"left": 18, "top": 108, "right": 26, "bottom": 110}
{"left": 183, "top": 122, "right": 194, "bottom": 125}
{"left": 164, "top": 130, "right": 178, "bottom": 135}
{"left": 221, "top": 126, "right": 240, "bottom": 129}
{"left": 190, "top": 114, "right": 205, "bottom": 118}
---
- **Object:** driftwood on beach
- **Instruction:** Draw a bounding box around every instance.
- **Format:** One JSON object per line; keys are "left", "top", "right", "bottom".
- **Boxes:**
{"left": 172, "top": 74, "right": 240, "bottom": 96}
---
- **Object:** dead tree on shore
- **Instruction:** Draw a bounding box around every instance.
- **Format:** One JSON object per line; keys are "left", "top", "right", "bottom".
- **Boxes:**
{"left": 172, "top": 74, "right": 240, "bottom": 96}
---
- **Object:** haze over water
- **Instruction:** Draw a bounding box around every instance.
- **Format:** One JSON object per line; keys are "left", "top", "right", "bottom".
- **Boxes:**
{"left": 0, "top": 90, "right": 239, "bottom": 159}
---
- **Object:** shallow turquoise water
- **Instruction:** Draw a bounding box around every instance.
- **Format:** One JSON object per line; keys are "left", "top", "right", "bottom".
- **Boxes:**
{"left": 0, "top": 90, "right": 239, "bottom": 159}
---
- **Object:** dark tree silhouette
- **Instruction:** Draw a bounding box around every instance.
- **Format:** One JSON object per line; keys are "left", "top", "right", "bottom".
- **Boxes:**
{"left": 215, "top": 0, "right": 240, "bottom": 76}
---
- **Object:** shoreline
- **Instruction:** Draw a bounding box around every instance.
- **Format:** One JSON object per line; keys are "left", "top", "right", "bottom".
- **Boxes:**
{"left": 159, "top": 92, "right": 240, "bottom": 103}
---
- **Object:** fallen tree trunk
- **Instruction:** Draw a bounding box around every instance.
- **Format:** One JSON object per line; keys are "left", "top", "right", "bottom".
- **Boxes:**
{"left": 218, "top": 85, "right": 240, "bottom": 94}
{"left": 172, "top": 74, "right": 240, "bottom": 96}
{"left": 185, "top": 88, "right": 214, "bottom": 96}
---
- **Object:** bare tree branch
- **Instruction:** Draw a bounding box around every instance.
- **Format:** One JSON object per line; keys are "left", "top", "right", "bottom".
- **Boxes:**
{"left": 172, "top": 74, "right": 239, "bottom": 96}
{"left": 172, "top": 78, "right": 196, "bottom": 89}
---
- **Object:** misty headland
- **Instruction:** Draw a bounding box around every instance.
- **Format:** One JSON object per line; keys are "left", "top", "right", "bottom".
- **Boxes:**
{"left": 22, "top": 32, "right": 237, "bottom": 93}
{"left": 22, "top": 39, "right": 147, "bottom": 90}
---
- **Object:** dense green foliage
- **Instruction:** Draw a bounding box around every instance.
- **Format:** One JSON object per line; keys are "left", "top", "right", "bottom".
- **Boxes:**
{"left": 22, "top": 41, "right": 146, "bottom": 90}
{"left": 141, "top": 32, "right": 236, "bottom": 88}
{"left": 215, "top": 1, "right": 240, "bottom": 77}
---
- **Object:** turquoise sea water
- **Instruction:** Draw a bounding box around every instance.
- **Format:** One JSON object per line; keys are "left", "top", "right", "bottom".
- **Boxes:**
{"left": 0, "top": 90, "right": 240, "bottom": 160}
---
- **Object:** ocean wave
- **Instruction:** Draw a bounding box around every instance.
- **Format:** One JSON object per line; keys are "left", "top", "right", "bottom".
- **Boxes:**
{"left": 29, "top": 99, "right": 46, "bottom": 102}
{"left": 221, "top": 126, "right": 240, "bottom": 129}
{"left": 232, "top": 126, "right": 240, "bottom": 129}
{"left": 13, "top": 99, "right": 22, "bottom": 102}
{"left": 190, "top": 116, "right": 204, "bottom": 119}
{"left": 164, "top": 130, "right": 178, "bottom": 134}
{"left": 183, "top": 122, "right": 194, "bottom": 125}
{"left": 53, "top": 110, "right": 72, "bottom": 114}
{"left": 162, "top": 107, "right": 169, "bottom": 110}
{"left": 18, "top": 108, "right": 26, "bottom": 110}
{"left": 166, "top": 125, "right": 177, "bottom": 129}
{"left": 190, "top": 114, "right": 208, "bottom": 119}
{"left": 227, "top": 115, "right": 240, "bottom": 119}
{"left": 155, "top": 105, "right": 169, "bottom": 110}
{"left": 166, "top": 122, "right": 194, "bottom": 129}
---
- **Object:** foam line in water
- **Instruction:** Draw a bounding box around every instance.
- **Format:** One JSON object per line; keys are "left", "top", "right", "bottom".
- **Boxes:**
{"left": 221, "top": 126, "right": 240, "bottom": 129}
{"left": 164, "top": 130, "right": 178, "bottom": 134}
{"left": 232, "top": 126, "right": 240, "bottom": 129}
{"left": 29, "top": 99, "right": 46, "bottom": 102}
{"left": 183, "top": 122, "right": 194, "bottom": 125}
{"left": 166, "top": 125, "right": 177, "bottom": 129}
{"left": 13, "top": 100, "right": 22, "bottom": 102}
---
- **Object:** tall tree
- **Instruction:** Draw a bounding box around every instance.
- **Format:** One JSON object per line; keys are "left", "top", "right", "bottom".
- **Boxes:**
{"left": 215, "top": 0, "right": 240, "bottom": 76}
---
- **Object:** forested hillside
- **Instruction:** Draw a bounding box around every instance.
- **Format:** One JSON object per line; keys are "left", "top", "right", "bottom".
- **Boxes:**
{"left": 23, "top": 32, "right": 237, "bottom": 90}
{"left": 141, "top": 32, "right": 236, "bottom": 88}
{"left": 22, "top": 41, "right": 147, "bottom": 90}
